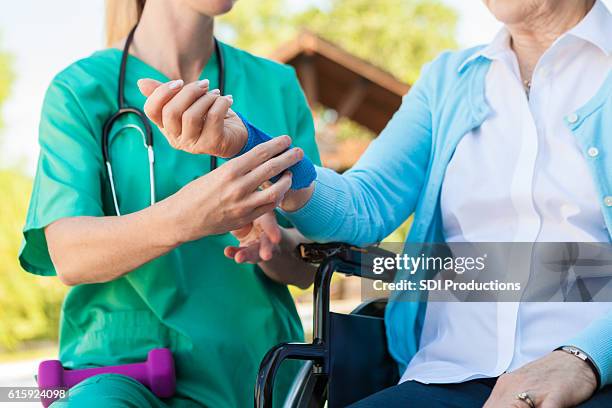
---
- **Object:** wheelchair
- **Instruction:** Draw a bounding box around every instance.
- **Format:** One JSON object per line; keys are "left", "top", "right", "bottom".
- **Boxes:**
{"left": 255, "top": 243, "right": 399, "bottom": 408}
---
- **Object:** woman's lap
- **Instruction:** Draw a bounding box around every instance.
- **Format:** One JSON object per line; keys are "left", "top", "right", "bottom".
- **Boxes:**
{"left": 347, "top": 379, "right": 493, "bottom": 408}
{"left": 348, "top": 379, "right": 612, "bottom": 408}
{"left": 50, "top": 373, "right": 167, "bottom": 408}
{"left": 577, "top": 386, "right": 612, "bottom": 407}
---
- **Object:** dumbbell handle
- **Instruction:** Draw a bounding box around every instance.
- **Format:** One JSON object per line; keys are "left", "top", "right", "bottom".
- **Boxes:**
{"left": 62, "top": 362, "right": 149, "bottom": 388}
{"left": 38, "top": 348, "right": 175, "bottom": 407}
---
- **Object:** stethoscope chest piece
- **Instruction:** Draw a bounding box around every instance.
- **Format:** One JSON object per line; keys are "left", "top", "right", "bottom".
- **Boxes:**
{"left": 102, "top": 106, "right": 155, "bottom": 216}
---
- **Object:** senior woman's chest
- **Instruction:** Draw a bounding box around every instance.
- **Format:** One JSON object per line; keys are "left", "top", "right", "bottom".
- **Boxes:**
{"left": 411, "top": 61, "right": 612, "bottom": 243}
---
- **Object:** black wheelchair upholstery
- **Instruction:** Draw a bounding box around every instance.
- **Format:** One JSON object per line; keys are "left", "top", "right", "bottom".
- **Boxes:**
{"left": 255, "top": 243, "right": 399, "bottom": 408}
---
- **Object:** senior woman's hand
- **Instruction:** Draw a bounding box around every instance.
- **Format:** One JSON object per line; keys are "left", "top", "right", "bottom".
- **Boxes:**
{"left": 484, "top": 351, "right": 597, "bottom": 408}
{"left": 224, "top": 212, "right": 282, "bottom": 264}
{"left": 137, "top": 78, "right": 247, "bottom": 158}
{"left": 223, "top": 210, "right": 317, "bottom": 288}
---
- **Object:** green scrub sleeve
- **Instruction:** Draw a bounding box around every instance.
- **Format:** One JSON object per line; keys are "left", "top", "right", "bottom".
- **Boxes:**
{"left": 19, "top": 80, "right": 105, "bottom": 276}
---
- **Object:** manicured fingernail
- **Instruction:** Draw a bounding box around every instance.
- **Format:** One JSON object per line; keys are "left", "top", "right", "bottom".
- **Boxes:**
{"left": 226, "top": 95, "right": 234, "bottom": 105}
{"left": 169, "top": 79, "right": 183, "bottom": 90}
{"left": 210, "top": 88, "right": 221, "bottom": 95}
{"left": 197, "top": 79, "right": 209, "bottom": 88}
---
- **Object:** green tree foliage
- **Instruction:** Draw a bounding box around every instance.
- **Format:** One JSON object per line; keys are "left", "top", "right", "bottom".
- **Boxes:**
{"left": 0, "top": 171, "right": 66, "bottom": 351}
{"left": 298, "top": 0, "right": 457, "bottom": 84}
{"left": 0, "top": 36, "right": 67, "bottom": 351}
{"left": 220, "top": 0, "right": 458, "bottom": 83}
{"left": 218, "top": 0, "right": 296, "bottom": 56}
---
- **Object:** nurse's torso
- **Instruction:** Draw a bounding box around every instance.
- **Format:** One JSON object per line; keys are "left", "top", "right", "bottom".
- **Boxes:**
{"left": 57, "top": 44, "right": 310, "bottom": 407}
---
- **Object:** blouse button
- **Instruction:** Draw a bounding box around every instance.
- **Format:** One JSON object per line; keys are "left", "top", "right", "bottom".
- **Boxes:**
{"left": 605, "top": 196, "right": 612, "bottom": 207}
{"left": 567, "top": 113, "right": 579, "bottom": 124}
{"left": 587, "top": 147, "right": 599, "bottom": 157}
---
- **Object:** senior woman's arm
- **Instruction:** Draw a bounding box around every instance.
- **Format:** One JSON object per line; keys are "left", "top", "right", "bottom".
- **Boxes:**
{"left": 566, "top": 312, "right": 612, "bottom": 387}
{"left": 280, "top": 66, "right": 434, "bottom": 246}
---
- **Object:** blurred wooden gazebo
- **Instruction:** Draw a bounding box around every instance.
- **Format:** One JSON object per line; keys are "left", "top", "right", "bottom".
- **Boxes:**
{"left": 271, "top": 31, "right": 410, "bottom": 170}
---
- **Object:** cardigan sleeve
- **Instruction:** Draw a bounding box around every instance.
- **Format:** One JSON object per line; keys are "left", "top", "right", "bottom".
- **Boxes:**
{"left": 280, "top": 62, "right": 434, "bottom": 246}
{"left": 565, "top": 311, "right": 612, "bottom": 388}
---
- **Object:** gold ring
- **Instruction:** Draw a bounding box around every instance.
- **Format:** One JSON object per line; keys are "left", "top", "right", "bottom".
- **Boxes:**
{"left": 516, "top": 391, "right": 536, "bottom": 408}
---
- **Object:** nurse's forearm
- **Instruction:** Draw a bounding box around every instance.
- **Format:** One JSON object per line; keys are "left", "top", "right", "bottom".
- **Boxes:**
{"left": 45, "top": 199, "right": 181, "bottom": 286}
{"left": 258, "top": 227, "right": 317, "bottom": 289}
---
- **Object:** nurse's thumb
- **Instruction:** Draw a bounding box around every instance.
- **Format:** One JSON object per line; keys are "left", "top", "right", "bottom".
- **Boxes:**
{"left": 137, "top": 78, "right": 163, "bottom": 97}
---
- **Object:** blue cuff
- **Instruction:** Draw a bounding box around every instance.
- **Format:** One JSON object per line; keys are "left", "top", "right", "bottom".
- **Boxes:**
{"left": 279, "top": 166, "right": 347, "bottom": 241}
{"left": 234, "top": 112, "right": 316, "bottom": 190}
{"left": 564, "top": 312, "right": 612, "bottom": 388}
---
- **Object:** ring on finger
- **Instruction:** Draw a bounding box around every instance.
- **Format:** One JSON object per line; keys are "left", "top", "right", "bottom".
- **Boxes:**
{"left": 516, "top": 391, "right": 536, "bottom": 408}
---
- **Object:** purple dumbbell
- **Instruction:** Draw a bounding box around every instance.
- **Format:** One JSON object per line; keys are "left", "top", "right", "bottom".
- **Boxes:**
{"left": 37, "top": 348, "right": 175, "bottom": 407}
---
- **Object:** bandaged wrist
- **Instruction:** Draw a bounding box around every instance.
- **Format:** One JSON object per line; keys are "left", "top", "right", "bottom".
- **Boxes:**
{"left": 234, "top": 112, "right": 316, "bottom": 190}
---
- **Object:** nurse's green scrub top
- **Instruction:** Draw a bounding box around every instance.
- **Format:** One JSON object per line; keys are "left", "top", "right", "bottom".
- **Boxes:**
{"left": 19, "top": 42, "right": 320, "bottom": 407}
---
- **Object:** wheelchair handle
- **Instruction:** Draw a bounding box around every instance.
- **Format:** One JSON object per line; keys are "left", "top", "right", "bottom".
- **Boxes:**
{"left": 297, "top": 242, "right": 397, "bottom": 282}
{"left": 255, "top": 342, "right": 326, "bottom": 408}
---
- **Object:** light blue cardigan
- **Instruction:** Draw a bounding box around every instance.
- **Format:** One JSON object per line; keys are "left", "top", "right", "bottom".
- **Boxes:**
{"left": 282, "top": 47, "right": 612, "bottom": 386}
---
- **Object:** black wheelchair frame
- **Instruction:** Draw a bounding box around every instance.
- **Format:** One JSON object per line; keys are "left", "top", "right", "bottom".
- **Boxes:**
{"left": 255, "top": 243, "right": 399, "bottom": 408}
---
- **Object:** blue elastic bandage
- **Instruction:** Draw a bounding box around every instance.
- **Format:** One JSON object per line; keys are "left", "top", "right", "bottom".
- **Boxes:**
{"left": 234, "top": 112, "right": 316, "bottom": 190}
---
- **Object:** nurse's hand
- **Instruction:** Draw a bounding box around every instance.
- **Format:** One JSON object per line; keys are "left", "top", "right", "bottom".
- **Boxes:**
{"left": 170, "top": 136, "right": 303, "bottom": 241}
{"left": 224, "top": 212, "right": 281, "bottom": 263}
{"left": 138, "top": 78, "right": 247, "bottom": 158}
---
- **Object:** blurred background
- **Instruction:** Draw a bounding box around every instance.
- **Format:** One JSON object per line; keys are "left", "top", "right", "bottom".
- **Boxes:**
{"left": 0, "top": 0, "right": 568, "bottom": 393}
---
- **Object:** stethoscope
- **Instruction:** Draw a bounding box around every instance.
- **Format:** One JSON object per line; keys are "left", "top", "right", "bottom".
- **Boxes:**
{"left": 102, "top": 24, "right": 225, "bottom": 216}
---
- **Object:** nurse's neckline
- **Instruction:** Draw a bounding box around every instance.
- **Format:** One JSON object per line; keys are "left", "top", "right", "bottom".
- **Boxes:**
{"left": 100, "top": 45, "right": 221, "bottom": 84}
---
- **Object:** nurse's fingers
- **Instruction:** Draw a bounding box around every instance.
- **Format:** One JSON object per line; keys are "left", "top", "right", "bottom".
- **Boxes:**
{"left": 229, "top": 136, "right": 292, "bottom": 175}
{"left": 201, "top": 95, "right": 233, "bottom": 143}
{"left": 245, "top": 172, "right": 292, "bottom": 209}
{"left": 181, "top": 89, "right": 222, "bottom": 147}
{"left": 241, "top": 146, "right": 302, "bottom": 191}
{"left": 142, "top": 79, "right": 185, "bottom": 128}
{"left": 137, "top": 78, "right": 163, "bottom": 97}
{"left": 161, "top": 80, "right": 211, "bottom": 140}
